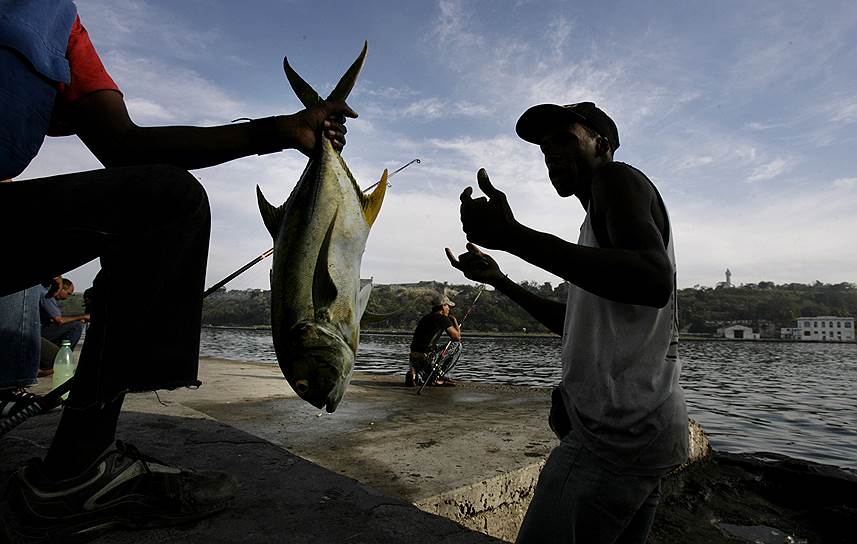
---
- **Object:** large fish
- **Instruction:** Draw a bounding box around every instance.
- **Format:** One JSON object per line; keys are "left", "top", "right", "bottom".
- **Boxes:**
{"left": 256, "top": 42, "right": 387, "bottom": 413}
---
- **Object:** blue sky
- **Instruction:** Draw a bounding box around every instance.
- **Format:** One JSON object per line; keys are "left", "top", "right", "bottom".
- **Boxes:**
{"left": 22, "top": 0, "right": 857, "bottom": 292}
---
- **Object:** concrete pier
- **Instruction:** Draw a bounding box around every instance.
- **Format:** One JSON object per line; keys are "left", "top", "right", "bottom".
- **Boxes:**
{"left": 1, "top": 358, "right": 556, "bottom": 543}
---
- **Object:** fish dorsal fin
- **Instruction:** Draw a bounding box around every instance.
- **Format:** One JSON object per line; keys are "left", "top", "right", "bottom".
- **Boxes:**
{"left": 313, "top": 209, "right": 339, "bottom": 313}
{"left": 356, "top": 280, "right": 372, "bottom": 320}
{"left": 256, "top": 185, "right": 286, "bottom": 238}
{"left": 283, "top": 41, "right": 367, "bottom": 108}
{"left": 327, "top": 41, "right": 367, "bottom": 102}
{"left": 361, "top": 169, "right": 387, "bottom": 227}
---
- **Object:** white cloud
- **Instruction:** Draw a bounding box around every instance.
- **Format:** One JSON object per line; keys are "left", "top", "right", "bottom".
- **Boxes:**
{"left": 827, "top": 99, "right": 857, "bottom": 124}
{"left": 675, "top": 155, "right": 714, "bottom": 171}
{"left": 747, "top": 158, "right": 790, "bottom": 182}
{"left": 101, "top": 52, "right": 244, "bottom": 126}
{"left": 77, "top": 0, "right": 221, "bottom": 62}
{"left": 397, "top": 98, "right": 493, "bottom": 120}
{"left": 431, "top": 0, "right": 486, "bottom": 52}
{"left": 832, "top": 177, "right": 857, "bottom": 189}
{"left": 547, "top": 18, "right": 572, "bottom": 57}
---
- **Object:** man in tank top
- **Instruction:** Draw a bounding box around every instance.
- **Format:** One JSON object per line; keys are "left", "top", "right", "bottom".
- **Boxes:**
{"left": 446, "top": 101, "right": 687, "bottom": 543}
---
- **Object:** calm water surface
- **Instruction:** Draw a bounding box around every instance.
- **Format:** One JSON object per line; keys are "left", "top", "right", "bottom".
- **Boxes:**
{"left": 200, "top": 329, "right": 857, "bottom": 470}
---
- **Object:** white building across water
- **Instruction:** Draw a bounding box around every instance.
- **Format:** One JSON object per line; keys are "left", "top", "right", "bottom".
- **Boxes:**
{"left": 781, "top": 316, "right": 855, "bottom": 341}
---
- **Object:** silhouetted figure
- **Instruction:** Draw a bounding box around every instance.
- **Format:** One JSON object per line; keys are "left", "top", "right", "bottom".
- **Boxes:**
{"left": 447, "top": 101, "right": 687, "bottom": 543}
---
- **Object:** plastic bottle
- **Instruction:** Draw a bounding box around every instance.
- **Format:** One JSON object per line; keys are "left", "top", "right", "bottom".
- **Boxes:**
{"left": 51, "top": 340, "right": 76, "bottom": 400}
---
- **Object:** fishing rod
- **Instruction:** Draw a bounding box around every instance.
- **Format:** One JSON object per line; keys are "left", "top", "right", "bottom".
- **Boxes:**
{"left": 202, "top": 248, "right": 273, "bottom": 298}
{"left": 363, "top": 158, "right": 420, "bottom": 192}
{"left": 417, "top": 284, "right": 486, "bottom": 395}
{"left": 202, "top": 158, "right": 421, "bottom": 297}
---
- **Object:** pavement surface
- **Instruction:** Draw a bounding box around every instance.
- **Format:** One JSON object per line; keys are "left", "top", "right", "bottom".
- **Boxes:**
{"left": 1, "top": 358, "right": 555, "bottom": 543}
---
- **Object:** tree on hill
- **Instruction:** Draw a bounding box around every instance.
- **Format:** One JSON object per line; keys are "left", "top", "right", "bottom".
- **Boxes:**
{"left": 51, "top": 279, "right": 855, "bottom": 336}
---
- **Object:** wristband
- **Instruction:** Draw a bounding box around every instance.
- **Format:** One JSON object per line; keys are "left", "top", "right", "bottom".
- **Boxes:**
{"left": 249, "top": 116, "right": 284, "bottom": 155}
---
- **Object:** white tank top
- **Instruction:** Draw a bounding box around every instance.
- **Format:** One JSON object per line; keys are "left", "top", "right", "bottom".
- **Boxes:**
{"left": 560, "top": 192, "right": 688, "bottom": 473}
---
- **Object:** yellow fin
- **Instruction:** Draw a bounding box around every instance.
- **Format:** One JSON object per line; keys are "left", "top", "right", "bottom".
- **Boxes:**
{"left": 362, "top": 169, "right": 388, "bottom": 227}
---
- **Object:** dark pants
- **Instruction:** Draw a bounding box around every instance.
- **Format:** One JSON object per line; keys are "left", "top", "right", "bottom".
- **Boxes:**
{"left": 0, "top": 165, "right": 210, "bottom": 408}
{"left": 516, "top": 431, "right": 664, "bottom": 544}
{"left": 42, "top": 321, "right": 83, "bottom": 350}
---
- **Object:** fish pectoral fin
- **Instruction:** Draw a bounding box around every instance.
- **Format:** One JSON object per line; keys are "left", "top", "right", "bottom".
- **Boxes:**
{"left": 312, "top": 209, "right": 339, "bottom": 311}
{"left": 356, "top": 281, "right": 372, "bottom": 321}
{"left": 361, "top": 169, "right": 388, "bottom": 227}
{"left": 283, "top": 56, "right": 321, "bottom": 108}
{"left": 327, "top": 41, "right": 368, "bottom": 102}
{"left": 256, "top": 185, "right": 286, "bottom": 238}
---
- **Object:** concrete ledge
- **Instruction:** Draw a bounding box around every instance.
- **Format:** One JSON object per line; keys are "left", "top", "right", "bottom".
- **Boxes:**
{"left": 416, "top": 461, "right": 545, "bottom": 539}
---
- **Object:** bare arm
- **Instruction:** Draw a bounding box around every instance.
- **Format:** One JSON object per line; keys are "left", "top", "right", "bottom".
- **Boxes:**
{"left": 459, "top": 167, "right": 672, "bottom": 308}
{"left": 70, "top": 90, "right": 357, "bottom": 169}
{"left": 51, "top": 314, "right": 89, "bottom": 326}
{"left": 446, "top": 244, "right": 566, "bottom": 335}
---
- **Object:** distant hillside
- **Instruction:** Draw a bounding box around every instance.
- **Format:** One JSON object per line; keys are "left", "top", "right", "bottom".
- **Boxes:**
{"left": 58, "top": 280, "right": 857, "bottom": 337}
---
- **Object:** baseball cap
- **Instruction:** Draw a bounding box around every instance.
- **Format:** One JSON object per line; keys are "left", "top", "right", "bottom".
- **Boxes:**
{"left": 431, "top": 295, "right": 455, "bottom": 307}
{"left": 515, "top": 101, "right": 620, "bottom": 151}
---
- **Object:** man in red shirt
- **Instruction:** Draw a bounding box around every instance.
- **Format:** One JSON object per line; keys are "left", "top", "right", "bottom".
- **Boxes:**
{"left": 0, "top": 1, "right": 357, "bottom": 541}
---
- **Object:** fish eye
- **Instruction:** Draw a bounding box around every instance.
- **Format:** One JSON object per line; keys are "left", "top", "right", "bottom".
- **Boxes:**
{"left": 295, "top": 379, "right": 310, "bottom": 394}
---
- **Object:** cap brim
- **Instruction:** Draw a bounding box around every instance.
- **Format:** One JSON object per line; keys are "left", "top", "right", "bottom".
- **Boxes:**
{"left": 515, "top": 104, "right": 585, "bottom": 144}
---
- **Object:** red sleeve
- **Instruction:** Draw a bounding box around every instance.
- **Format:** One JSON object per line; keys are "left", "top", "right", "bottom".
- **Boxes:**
{"left": 49, "top": 16, "right": 122, "bottom": 136}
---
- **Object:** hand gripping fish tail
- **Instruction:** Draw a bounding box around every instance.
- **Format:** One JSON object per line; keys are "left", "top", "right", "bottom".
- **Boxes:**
{"left": 258, "top": 42, "right": 386, "bottom": 413}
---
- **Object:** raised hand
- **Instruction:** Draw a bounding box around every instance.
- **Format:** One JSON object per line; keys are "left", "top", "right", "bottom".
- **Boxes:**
{"left": 458, "top": 168, "right": 520, "bottom": 251}
{"left": 282, "top": 99, "right": 358, "bottom": 157}
{"left": 445, "top": 243, "right": 506, "bottom": 285}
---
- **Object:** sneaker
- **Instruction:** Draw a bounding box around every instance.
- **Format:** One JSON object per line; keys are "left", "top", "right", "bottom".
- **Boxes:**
{"left": 0, "top": 389, "right": 41, "bottom": 420}
{"left": 36, "top": 369, "right": 54, "bottom": 378}
{"left": 2, "top": 441, "right": 238, "bottom": 543}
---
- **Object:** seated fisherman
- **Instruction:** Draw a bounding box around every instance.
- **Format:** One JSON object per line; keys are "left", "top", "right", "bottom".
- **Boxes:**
{"left": 40, "top": 278, "right": 89, "bottom": 350}
{"left": 406, "top": 295, "right": 461, "bottom": 386}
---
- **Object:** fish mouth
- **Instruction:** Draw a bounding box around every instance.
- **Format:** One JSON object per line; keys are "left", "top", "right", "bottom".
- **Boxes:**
{"left": 285, "top": 322, "right": 354, "bottom": 413}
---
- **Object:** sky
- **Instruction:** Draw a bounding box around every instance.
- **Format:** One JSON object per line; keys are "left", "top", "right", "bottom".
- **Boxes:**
{"left": 21, "top": 0, "right": 857, "bottom": 292}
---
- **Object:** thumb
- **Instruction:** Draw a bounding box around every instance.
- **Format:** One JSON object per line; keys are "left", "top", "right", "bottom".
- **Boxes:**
{"left": 444, "top": 247, "right": 461, "bottom": 269}
{"left": 324, "top": 100, "right": 359, "bottom": 119}
{"left": 477, "top": 168, "right": 505, "bottom": 200}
